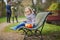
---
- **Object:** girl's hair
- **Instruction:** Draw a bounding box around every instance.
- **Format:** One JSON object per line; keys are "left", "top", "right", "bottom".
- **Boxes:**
{"left": 25, "top": 7, "right": 32, "bottom": 13}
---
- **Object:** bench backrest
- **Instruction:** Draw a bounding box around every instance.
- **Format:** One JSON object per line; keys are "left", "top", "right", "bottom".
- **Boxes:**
{"left": 34, "top": 12, "right": 49, "bottom": 29}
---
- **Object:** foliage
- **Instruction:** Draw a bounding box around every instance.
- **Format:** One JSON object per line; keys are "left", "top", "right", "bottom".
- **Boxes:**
{"left": 1, "top": 1, "right": 6, "bottom": 17}
{"left": 48, "top": 3, "right": 58, "bottom": 11}
{"left": 48, "top": 3, "right": 60, "bottom": 11}
{"left": 36, "top": 5, "right": 44, "bottom": 12}
{"left": 58, "top": 3, "right": 60, "bottom": 10}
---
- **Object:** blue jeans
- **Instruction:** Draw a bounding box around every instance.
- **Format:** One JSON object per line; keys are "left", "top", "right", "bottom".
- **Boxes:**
{"left": 11, "top": 21, "right": 36, "bottom": 30}
{"left": 11, "top": 22, "right": 26, "bottom": 30}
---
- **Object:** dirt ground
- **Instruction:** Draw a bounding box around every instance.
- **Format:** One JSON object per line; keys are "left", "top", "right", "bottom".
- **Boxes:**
{"left": 0, "top": 23, "right": 10, "bottom": 31}
{"left": 0, "top": 18, "right": 27, "bottom": 40}
{"left": 0, "top": 31, "right": 60, "bottom": 40}
{"left": 0, "top": 21, "right": 25, "bottom": 40}
{"left": 0, "top": 32, "right": 24, "bottom": 40}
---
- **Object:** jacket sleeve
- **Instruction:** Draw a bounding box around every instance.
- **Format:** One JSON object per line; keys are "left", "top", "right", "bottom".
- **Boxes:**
{"left": 31, "top": 14, "right": 36, "bottom": 25}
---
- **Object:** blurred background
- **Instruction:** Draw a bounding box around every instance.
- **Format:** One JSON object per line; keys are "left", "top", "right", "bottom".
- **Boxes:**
{"left": 0, "top": 0, "right": 60, "bottom": 24}
{"left": 0, "top": 0, "right": 59, "bottom": 17}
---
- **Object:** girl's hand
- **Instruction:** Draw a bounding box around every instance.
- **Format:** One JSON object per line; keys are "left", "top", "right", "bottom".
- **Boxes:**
{"left": 25, "top": 24, "right": 33, "bottom": 28}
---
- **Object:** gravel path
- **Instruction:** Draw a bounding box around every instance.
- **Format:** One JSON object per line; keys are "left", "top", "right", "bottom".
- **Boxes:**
{"left": 0, "top": 18, "right": 26, "bottom": 40}
{"left": 0, "top": 32, "right": 24, "bottom": 40}
{"left": 0, "top": 22, "right": 25, "bottom": 40}
{"left": 0, "top": 22, "right": 10, "bottom": 31}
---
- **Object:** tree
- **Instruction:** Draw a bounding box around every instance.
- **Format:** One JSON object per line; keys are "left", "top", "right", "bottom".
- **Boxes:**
{"left": 0, "top": 0, "right": 6, "bottom": 17}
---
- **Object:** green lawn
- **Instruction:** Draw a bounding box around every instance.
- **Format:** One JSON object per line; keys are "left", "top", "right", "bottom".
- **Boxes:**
{"left": 0, "top": 17, "right": 6, "bottom": 23}
{"left": 0, "top": 16, "right": 25, "bottom": 23}
{"left": 42, "top": 23, "right": 60, "bottom": 34}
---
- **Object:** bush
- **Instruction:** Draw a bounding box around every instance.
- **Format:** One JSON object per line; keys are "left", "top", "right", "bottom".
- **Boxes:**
{"left": 48, "top": 3, "right": 58, "bottom": 11}
{"left": 48, "top": 3, "right": 60, "bottom": 11}
{"left": 58, "top": 3, "right": 60, "bottom": 10}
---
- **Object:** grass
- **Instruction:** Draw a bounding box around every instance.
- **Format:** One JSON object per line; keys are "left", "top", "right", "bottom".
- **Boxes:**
{"left": 0, "top": 17, "right": 6, "bottom": 23}
{"left": 42, "top": 23, "right": 60, "bottom": 34}
{"left": 0, "top": 16, "right": 25, "bottom": 23}
{"left": 4, "top": 23, "right": 60, "bottom": 34}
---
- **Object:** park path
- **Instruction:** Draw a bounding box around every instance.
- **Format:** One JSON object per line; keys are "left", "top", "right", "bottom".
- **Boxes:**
{"left": 0, "top": 22, "right": 10, "bottom": 31}
{"left": 0, "top": 18, "right": 26, "bottom": 40}
{"left": 0, "top": 32, "right": 24, "bottom": 40}
{"left": 0, "top": 22, "right": 24, "bottom": 40}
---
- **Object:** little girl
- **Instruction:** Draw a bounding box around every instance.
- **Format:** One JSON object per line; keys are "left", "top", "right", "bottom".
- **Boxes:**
{"left": 11, "top": 7, "right": 36, "bottom": 30}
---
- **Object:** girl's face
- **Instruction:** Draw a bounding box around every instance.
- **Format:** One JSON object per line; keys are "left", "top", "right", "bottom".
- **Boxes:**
{"left": 25, "top": 8, "right": 32, "bottom": 15}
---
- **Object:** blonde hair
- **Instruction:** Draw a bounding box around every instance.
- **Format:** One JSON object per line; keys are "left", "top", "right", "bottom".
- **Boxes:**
{"left": 24, "top": 7, "right": 32, "bottom": 13}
